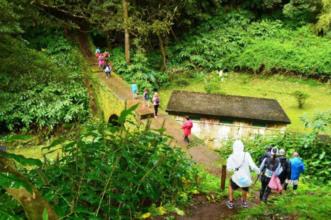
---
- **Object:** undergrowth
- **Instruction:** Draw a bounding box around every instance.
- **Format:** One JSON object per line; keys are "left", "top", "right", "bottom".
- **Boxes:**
{"left": 235, "top": 185, "right": 331, "bottom": 220}
{"left": 111, "top": 48, "right": 169, "bottom": 92}
{"left": 170, "top": 10, "right": 331, "bottom": 79}
{"left": 6, "top": 107, "right": 209, "bottom": 219}
{"left": 0, "top": 33, "right": 88, "bottom": 134}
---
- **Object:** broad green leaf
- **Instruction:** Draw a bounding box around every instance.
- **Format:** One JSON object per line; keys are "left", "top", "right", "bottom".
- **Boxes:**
{"left": 1, "top": 152, "right": 42, "bottom": 167}
{"left": 0, "top": 135, "right": 32, "bottom": 143}
{"left": 0, "top": 172, "right": 33, "bottom": 193}
{"left": 0, "top": 209, "right": 22, "bottom": 220}
{"left": 119, "top": 103, "right": 139, "bottom": 124}
{"left": 42, "top": 208, "right": 48, "bottom": 220}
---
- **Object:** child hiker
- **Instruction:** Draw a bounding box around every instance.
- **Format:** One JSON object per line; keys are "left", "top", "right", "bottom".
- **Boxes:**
{"left": 226, "top": 140, "right": 260, "bottom": 209}
{"left": 181, "top": 116, "right": 193, "bottom": 143}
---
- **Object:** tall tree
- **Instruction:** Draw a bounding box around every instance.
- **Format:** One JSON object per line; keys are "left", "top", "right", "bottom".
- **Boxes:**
{"left": 123, "top": 0, "right": 130, "bottom": 64}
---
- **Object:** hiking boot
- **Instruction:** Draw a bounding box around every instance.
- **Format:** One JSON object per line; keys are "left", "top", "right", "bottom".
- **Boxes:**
{"left": 241, "top": 201, "right": 248, "bottom": 208}
{"left": 226, "top": 200, "right": 234, "bottom": 209}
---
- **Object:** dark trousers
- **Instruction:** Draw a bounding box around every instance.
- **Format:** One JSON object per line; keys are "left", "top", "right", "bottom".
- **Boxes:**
{"left": 153, "top": 105, "right": 159, "bottom": 116}
{"left": 184, "top": 135, "right": 189, "bottom": 143}
{"left": 260, "top": 175, "right": 271, "bottom": 201}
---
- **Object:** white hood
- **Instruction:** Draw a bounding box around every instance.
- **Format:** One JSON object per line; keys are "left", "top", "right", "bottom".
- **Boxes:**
{"left": 229, "top": 140, "right": 245, "bottom": 167}
{"left": 226, "top": 140, "right": 260, "bottom": 187}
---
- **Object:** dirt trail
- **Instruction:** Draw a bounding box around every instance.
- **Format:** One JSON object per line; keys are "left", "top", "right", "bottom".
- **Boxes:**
{"left": 77, "top": 36, "right": 236, "bottom": 219}
{"left": 91, "top": 64, "right": 222, "bottom": 176}
{"left": 88, "top": 66, "right": 241, "bottom": 219}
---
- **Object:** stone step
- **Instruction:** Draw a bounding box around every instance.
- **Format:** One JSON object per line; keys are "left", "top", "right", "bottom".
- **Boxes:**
{"left": 127, "top": 99, "right": 154, "bottom": 120}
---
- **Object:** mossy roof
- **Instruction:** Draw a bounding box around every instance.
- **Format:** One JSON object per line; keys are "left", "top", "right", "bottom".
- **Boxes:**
{"left": 166, "top": 90, "right": 291, "bottom": 124}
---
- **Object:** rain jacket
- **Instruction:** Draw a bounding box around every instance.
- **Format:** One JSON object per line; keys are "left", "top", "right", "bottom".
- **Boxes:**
{"left": 131, "top": 84, "right": 138, "bottom": 93}
{"left": 290, "top": 157, "right": 305, "bottom": 180}
{"left": 227, "top": 140, "right": 260, "bottom": 187}
{"left": 182, "top": 120, "right": 193, "bottom": 136}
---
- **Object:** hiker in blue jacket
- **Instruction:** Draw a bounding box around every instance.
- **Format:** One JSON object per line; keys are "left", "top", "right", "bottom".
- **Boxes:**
{"left": 286, "top": 152, "right": 304, "bottom": 190}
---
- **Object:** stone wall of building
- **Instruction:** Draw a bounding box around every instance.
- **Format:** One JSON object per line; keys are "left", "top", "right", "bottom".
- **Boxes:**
{"left": 175, "top": 116, "right": 286, "bottom": 149}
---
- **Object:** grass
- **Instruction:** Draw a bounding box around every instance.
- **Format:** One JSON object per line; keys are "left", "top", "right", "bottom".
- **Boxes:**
{"left": 160, "top": 72, "right": 331, "bottom": 134}
{"left": 235, "top": 183, "right": 331, "bottom": 220}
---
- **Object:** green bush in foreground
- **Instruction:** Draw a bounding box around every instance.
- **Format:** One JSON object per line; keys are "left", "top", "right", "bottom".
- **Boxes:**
{"left": 24, "top": 115, "right": 201, "bottom": 219}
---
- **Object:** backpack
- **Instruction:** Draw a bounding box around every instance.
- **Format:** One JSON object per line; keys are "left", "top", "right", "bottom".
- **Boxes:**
{"left": 154, "top": 97, "right": 160, "bottom": 105}
{"left": 262, "top": 157, "right": 280, "bottom": 178}
{"left": 232, "top": 153, "right": 252, "bottom": 187}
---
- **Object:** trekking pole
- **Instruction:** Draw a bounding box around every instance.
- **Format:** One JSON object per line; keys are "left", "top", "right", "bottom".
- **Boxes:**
{"left": 220, "top": 165, "right": 226, "bottom": 191}
{"left": 253, "top": 173, "right": 261, "bottom": 186}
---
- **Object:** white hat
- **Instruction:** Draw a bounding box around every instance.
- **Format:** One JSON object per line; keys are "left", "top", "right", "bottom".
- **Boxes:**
{"left": 279, "top": 149, "right": 285, "bottom": 156}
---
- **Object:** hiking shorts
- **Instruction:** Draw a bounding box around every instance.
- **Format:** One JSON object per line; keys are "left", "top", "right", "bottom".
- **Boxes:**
{"left": 230, "top": 179, "right": 249, "bottom": 192}
{"left": 286, "top": 180, "right": 299, "bottom": 185}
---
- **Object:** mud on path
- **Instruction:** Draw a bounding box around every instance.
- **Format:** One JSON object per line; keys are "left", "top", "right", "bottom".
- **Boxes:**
{"left": 177, "top": 196, "right": 237, "bottom": 220}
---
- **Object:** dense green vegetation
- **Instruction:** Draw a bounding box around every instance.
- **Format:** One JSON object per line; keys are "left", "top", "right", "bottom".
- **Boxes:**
{"left": 170, "top": 10, "right": 331, "bottom": 78}
{"left": 1, "top": 0, "right": 331, "bottom": 219}
{"left": 0, "top": 109, "right": 219, "bottom": 219}
{"left": 0, "top": 35, "right": 89, "bottom": 133}
{"left": 112, "top": 48, "right": 169, "bottom": 92}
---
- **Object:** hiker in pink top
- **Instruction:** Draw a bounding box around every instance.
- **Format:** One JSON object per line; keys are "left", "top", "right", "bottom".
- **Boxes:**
{"left": 182, "top": 116, "right": 193, "bottom": 143}
{"left": 98, "top": 54, "right": 105, "bottom": 69}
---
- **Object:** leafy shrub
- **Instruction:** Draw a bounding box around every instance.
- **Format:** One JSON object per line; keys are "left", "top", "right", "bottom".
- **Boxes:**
{"left": 171, "top": 10, "right": 331, "bottom": 78}
{"left": 0, "top": 34, "right": 88, "bottom": 133}
{"left": 203, "top": 74, "right": 221, "bottom": 94}
{"left": 293, "top": 90, "right": 309, "bottom": 108}
{"left": 25, "top": 111, "right": 201, "bottom": 219}
{"left": 112, "top": 48, "right": 169, "bottom": 92}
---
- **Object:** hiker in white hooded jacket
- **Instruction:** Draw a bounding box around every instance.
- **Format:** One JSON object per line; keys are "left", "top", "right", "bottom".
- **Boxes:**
{"left": 226, "top": 140, "right": 260, "bottom": 209}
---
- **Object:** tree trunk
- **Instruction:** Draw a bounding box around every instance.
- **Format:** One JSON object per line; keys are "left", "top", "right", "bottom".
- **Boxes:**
{"left": 158, "top": 34, "right": 167, "bottom": 71}
{"left": 0, "top": 158, "right": 58, "bottom": 220}
{"left": 122, "top": 0, "right": 130, "bottom": 64}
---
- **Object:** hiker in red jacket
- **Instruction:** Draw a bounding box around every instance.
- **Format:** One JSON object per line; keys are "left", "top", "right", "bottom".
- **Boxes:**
{"left": 182, "top": 116, "right": 193, "bottom": 143}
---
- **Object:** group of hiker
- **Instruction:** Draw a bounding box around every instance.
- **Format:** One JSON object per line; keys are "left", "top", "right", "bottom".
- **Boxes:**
{"left": 130, "top": 82, "right": 160, "bottom": 119}
{"left": 226, "top": 140, "right": 305, "bottom": 209}
{"left": 95, "top": 48, "right": 112, "bottom": 79}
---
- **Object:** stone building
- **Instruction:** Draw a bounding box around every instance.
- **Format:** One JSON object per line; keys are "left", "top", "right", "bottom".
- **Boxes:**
{"left": 166, "top": 90, "right": 291, "bottom": 148}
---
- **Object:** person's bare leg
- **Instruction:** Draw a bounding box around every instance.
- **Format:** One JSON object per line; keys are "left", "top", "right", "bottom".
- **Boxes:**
{"left": 241, "top": 190, "right": 249, "bottom": 208}
{"left": 242, "top": 190, "right": 248, "bottom": 202}
{"left": 228, "top": 185, "right": 234, "bottom": 202}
